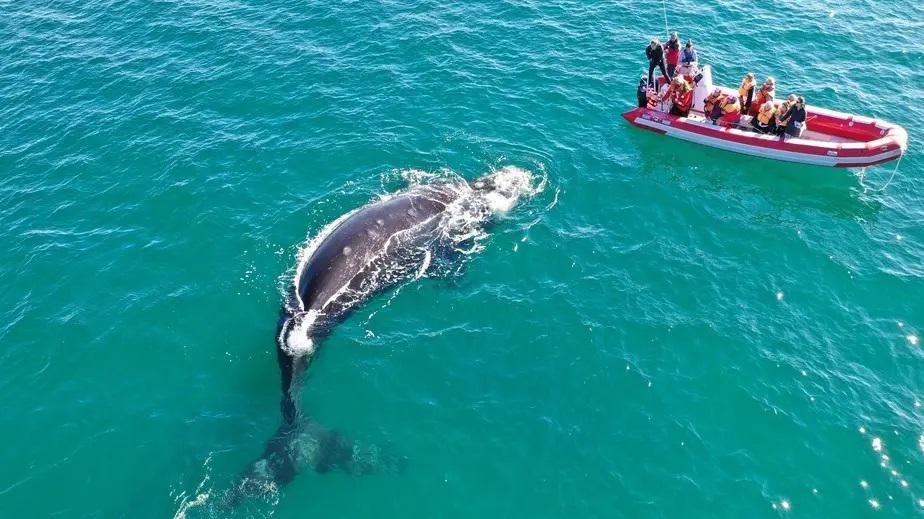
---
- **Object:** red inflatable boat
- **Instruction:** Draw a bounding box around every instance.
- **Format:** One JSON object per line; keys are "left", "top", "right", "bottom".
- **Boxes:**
{"left": 623, "top": 66, "right": 908, "bottom": 168}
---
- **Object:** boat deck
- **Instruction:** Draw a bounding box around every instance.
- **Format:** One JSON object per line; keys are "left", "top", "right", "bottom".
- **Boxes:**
{"left": 684, "top": 110, "right": 857, "bottom": 144}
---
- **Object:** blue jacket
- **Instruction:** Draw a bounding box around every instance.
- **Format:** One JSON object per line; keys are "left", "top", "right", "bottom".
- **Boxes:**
{"left": 680, "top": 48, "right": 697, "bottom": 64}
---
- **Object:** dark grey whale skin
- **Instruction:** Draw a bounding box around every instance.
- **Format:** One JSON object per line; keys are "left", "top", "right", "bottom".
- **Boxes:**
{"left": 222, "top": 179, "right": 500, "bottom": 507}
{"left": 276, "top": 182, "right": 462, "bottom": 423}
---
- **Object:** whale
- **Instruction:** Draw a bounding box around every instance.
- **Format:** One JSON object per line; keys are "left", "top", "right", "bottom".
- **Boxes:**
{"left": 218, "top": 167, "right": 537, "bottom": 506}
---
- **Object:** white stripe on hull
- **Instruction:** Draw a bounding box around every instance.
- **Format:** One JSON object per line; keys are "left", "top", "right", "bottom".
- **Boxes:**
{"left": 632, "top": 117, "right": 901, "bottom": 167}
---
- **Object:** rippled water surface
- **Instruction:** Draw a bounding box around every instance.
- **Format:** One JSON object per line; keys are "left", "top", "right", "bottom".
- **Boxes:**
{"left": 2, "top": 1, "right": 923, "bottom": 517}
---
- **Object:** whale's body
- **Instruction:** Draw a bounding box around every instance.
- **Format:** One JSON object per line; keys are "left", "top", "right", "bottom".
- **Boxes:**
{"left": 221, "top": 169, "right": 536, "bottom": 506}
{"left": 274, "top": 183, "right": 467, "bottom": 422}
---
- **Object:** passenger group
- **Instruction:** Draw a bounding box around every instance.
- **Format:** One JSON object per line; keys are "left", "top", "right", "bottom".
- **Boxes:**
{"left": 644, "top": 33, "right": 808, "bottom": 139}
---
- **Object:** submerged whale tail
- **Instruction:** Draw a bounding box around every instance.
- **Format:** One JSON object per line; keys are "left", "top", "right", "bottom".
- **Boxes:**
{"left": 275, "top": 345, "right": 301, "bottom": 425}
{"left": 275, "top": 298, "right": 312, "bottom": 426}
{"left": 216, "top": 416, "right": 406, "bottom": 511}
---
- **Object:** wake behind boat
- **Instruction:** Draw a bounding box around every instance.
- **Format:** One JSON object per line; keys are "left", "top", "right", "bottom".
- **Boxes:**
{"left": 622, "top": 64, "right": 908, "bottom": 168}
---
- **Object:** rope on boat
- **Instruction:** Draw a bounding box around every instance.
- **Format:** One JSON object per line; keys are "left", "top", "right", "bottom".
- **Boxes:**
{"left": 858, "top": 152, "right": 902, "bottom": 193}
{"left": 662, "top": 0, "right": 669, "bottom": 38}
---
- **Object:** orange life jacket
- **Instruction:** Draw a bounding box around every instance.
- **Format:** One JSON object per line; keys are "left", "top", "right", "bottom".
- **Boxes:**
{"left": 703, "top": 92, "right": 722, "bottom": 114}
{"left": 738, "top": 77, "right": 756, "bottom": 99}
{"left": 757, "top": 105, "right": 776, "bottom": 125}
{"left": 722, "top": 98, "right": 741, "bottom": 114}
{"left": 674, "top": 88, "right": 694, "bottom": 112}
{"left": 646, "top": 90, "right": 658, "bottom": 109}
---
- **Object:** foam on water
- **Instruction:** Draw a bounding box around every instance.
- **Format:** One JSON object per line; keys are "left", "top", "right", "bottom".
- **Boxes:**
{"left": 281, "top": 309, "right": 320, "bottom": 357}
{"left": 482, "top": 165, "right": 544, "bottom": 214}
{"left": 280, "top": 166, "right": 541, "bottom": 357}
{"left": 4, "top": 1, "right": 923, "bottom": 517}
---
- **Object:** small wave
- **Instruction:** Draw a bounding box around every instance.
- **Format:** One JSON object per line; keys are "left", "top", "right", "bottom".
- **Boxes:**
{"left": 171, "top": 454, "right": 215, "bottom": 519}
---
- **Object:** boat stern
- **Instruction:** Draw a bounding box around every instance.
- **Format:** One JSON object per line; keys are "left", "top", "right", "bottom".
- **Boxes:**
{"left": 893, "top": 125, "right": 909, "bottom": 153}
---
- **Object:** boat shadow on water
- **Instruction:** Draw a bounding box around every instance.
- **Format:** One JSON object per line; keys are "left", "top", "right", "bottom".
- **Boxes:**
{"left": 626, "top": 129, "right": 885, "bottom": 220}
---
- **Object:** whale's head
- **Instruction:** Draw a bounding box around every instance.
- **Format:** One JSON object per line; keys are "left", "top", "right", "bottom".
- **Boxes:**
{"left": 469, "top": 166, "right": 537, "bottom": 215}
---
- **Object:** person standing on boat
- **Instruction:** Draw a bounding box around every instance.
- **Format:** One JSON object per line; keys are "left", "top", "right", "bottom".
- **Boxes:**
{"left": 646, "top": 38, "right": 668, "bottom": 87}
{"left": 779, "top": 96, "right": 807, "bottom": 140}
{"left": 738, "top": 73, "right": 757, "bottom": 114}
{"left": 678, "top": 40, "right": 697, "bottom": 75}
{"left": 749, "top": 77, "right": 776, "bottom": 116}
{"left": 663, "top": 32, "right": 681, "bottom": 79}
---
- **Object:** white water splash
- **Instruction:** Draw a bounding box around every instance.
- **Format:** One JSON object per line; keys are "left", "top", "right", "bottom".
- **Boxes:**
{"left": 283, "top": 309, "right": 321, "bottom": 356}
{"left": 282, "top": 165, "right": 543, "bottom": 355}
{"left": 415, "top": 250, "right": 432, "bottom": 280}
{"left": 397, "top": 167, "right": 461, "bottom": 186}
{"left": 481, "top": 165, "right": 540, "bottom": 214}
{"left": 172, "top": 454, "right": 216, "bottom": 519}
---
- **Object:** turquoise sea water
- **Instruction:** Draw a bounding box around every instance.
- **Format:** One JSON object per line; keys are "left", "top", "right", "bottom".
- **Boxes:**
{"left": 2, "top": 0, "right": 923, "bottom": 517}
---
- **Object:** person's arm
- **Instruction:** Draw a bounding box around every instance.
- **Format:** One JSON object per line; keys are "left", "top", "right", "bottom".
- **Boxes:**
{"left": 778, "top": 109, "right": 791, "bottom": 124}
{"left": 659, "top": 85, "right": 673, "bottom": 102}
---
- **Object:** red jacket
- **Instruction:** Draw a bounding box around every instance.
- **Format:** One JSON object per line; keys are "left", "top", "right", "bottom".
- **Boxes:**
{"left": 749, "top": 86, "right": 775, "bottom": 116}
{"left": 674, "top": 89, "right": 693, "bottom": 111}
{"left": 664, "top": 39, "right": 681, "bottom": 65}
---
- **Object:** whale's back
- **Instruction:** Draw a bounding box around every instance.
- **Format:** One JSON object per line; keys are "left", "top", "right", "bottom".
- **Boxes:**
{"left": 295, "top": 187, "right": 454, "bottom": 320}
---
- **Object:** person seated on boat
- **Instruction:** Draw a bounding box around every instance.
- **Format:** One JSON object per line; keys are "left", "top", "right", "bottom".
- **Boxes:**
{"left": 779, "top": 96, "right": 807, "bottom": 140}
{"left": 703, "top": 88, "right": 723, "bottom": 118}
{"left": 738, "top": 73, "right": 757, "bottom": 114}
{"left": 749, "top": 77, "right": 776, "bottom": 116}
{"left": 717, "top": 95, "right": 742, "bottom": 126}
{"left": 750, "top": 101, "right": 777, "bottom": 133}
{"left": 664, "top": 32, "right": 681, "bottom": 79}
{"left": 679, "top": 40, "right": 697, "bottom": 71}
{"left": 774, "top": 100, "right": 792, "bottom": 136}
{"left": 646, "top": 38, "right": 668, "bottom": 86}
{"left": 661, "top": 76, "right": 694, "bottom": 117}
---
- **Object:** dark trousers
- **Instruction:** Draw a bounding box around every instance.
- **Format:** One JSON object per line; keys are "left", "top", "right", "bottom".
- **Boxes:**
{"left": 669, "top": 104, "right": 690, "bottom": 117}
{"left": 648, "top": 60, "right": 668, "bottom": 86}
{"left": 667, "top": 63, "right": 677, "bottom": 79}
{"left": 741, "top": 88, "right": 754, "bottom": 113}
{"left": 751, "top": 117, "right": 776, "bottom": 134}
